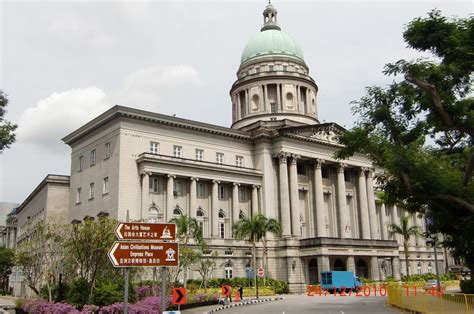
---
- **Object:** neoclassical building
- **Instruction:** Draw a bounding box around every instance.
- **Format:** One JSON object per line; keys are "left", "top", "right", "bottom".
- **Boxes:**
{"left": 62, "top": 3, "right": 442, "bottom": 292}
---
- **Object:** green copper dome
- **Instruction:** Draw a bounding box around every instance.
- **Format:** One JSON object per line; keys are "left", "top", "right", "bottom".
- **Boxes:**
{"left": 241, "top": 29, "right": 304, "bottom": 64}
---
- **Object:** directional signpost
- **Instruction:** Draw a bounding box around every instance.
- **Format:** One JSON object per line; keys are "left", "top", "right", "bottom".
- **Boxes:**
{"left": 108, "top": 241, "right": 179, "bottom": 267}
{"left": 108, "top": 221, "right": 178, "bottom": 314}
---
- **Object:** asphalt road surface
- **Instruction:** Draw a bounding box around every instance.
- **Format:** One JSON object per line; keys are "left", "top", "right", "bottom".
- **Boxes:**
{"left": 215, "top": 294, "right": 398, "bottom": 314}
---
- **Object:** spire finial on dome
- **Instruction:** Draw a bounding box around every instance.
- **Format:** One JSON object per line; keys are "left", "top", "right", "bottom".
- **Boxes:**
{"left": 261, "top": 1, "right": 281, "bottom": 31}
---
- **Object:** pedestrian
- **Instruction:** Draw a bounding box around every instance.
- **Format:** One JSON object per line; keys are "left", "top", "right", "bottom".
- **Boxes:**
{"left": 238, "top": 284, "right": 243, "bottom": 301}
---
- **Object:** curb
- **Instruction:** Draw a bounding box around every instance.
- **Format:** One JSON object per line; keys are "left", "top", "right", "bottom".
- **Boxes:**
{"left": 206, "top": 297, "right": 284, "bottom": 313}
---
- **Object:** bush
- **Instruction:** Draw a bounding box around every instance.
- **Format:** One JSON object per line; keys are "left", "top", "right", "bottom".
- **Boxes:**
{"left": 461, "top": 280, "right": 474, "bottom": 294}
{"left": 66, "top": 278, "right": 91, "bottom": 308}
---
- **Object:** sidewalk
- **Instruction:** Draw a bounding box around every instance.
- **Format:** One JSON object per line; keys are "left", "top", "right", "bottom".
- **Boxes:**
{"left": 0, "top": 296, "right": 16, "bottom": 314}
{"left": 182, "top": 296, "right": 285, "bottom": 314}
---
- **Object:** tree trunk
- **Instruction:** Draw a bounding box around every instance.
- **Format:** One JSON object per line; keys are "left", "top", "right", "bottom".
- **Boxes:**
{"left": 262, "top": 239, "right": 267, "bottom": 286}
{"left": 404, "top": 241, "right": 410, "bottom": 277}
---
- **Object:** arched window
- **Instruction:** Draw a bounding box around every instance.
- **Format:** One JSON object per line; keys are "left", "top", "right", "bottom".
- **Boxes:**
{"left": 239, "top": 210, "right": 246, "bottom": 220}
{"left": 417, "top": 262, "right": 422, "bottom": 275}
{"left": 149, "top": 206, "right": 161, "bottom": 223}
{"left": 225, "top": 260, "right": 233, "bottom": 279}
{"left": 333, "top": 259, "right": 346, "bottom": 271}
{"left": 218, "top": 209, "right": 226, "bottom": 238}
{"left": 218, "top": 209, "right": 226, "bottom": 219}
{"left": 197, "top": 208, "right": 205, "bottom": 218}
{"left": 427, "top": 262, "right": 433, "bottom": 273}
{"left": 173, "top": 206, "right": 182, "bottom": 216}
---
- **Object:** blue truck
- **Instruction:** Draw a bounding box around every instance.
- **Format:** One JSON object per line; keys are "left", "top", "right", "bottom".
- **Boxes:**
{"left": 320, "top": 271, "right": 361, "bottom": 293}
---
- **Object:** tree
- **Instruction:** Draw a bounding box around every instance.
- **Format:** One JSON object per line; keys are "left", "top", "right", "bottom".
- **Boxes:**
{"left": 388, "top": 213, "right": 423, "bottom": 276}
{"left": 64, "top": 217, "right": 119, "bottom": 302}
{"left": 0, "top": 247, "right": 14, "bottom": 292}
{"left": 189, "top": 251, "right": 217, "bottom": 291}
{"left": 169, "top": 214, "right": 203, "bottom": 288}
{"left": 233, "top": 214, "right": 282, "bottom": 290}
{"left": 0, "top": 90, "right": 17, "bottom": 151}
{"left": 335, "top": 10, "right": 474, "bottom": 272}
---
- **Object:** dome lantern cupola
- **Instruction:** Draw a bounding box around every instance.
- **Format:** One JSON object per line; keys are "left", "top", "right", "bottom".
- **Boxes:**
{"left": 262, "top": 2, "right": 281, "bottom": 31}
{"left": 230, "top": 2, "right": 319, "bottom": 130}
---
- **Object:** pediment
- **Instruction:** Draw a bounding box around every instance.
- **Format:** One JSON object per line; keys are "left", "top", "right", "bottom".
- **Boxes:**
{"left": 280, "top": 122, "right": 346, "bottom": 145}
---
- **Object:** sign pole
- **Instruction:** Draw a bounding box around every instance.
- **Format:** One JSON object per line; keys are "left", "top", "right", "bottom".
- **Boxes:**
{"left": 124, "top": 269, "right": 129, "bottom": 314}
{"left": 124, "top": 210, "right": 130, "bottom": 314}
{"left": 161, "top": 267, "right": 167, "bottom": 312}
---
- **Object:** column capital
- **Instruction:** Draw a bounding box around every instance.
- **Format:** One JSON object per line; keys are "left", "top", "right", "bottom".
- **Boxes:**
{"left": 167, "top": 174, "right": 176, "bottom": 179}
{"left": 337, "top": 163, "right": 347, "bottom": 173}
{"left": 252, "top": 184, "right": 261, "bottom": 189}
{"left": 290, "top": 154, "right": 300, "bottom": 164}
{"left": 313, "top": 158, "right": 325, "bottom": 168}
{"left": 190, "top": 177, "right": 199, "bottom": 181}
{"left": 275, "top": 151, "right": 289, "bottom": 163}
{"left": 140, "top": 171, "right": 152, "bottom": 176}
{"left": 366, "top": 168, "right": 375, "bottom": 178}
{"left": 358, "top": 167, "right": 370, "bottom": 176}
{"left": 233, "top": 182, "right": 240, "bottom": 187}
{"left": 212, "top": 179, "right": 220, "bottom": 184}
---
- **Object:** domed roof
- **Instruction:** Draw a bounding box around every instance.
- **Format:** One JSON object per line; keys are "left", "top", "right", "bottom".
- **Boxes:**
{"left": 241, "top": 29, "right": 304, "bottom": 64}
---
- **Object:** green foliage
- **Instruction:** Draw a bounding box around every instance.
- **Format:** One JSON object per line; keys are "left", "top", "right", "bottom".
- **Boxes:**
{"left": 66, "top": 277, "right": 91, "bottom": 308}
{"left": 460, "top": 279, "right": 474, "bottom": 294}
{"left": 0, "top": 246, "right": 14, "bottom": 290}
{"left": 0, "top": 90, "right": 17, "bottom": 152}
{"left": 335, "top": 10, "right": 474, "bottom": 270}
{"left": 91, "top": 280, "right": 136, "bottom": 306}
{"left": 187, "top": 277, "right": 289, "bottom": 294}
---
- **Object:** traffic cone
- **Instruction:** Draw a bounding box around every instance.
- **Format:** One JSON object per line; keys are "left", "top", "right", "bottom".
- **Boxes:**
{"left": 234, "top": 291, "right": 240, "bottom": 302}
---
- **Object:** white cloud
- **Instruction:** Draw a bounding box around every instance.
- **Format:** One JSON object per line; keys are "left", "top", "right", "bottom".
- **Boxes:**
{"left": 117, "top": 65, "right": 201, "bottom": 111}
{"left": 16, "top": 65, "right": 201, "bottom": 151}
{"left": 17, "top": 87, "right": 111, "bottom": 149}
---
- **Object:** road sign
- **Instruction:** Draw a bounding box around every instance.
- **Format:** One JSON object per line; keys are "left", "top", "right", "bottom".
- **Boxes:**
{"left": 108, "top": 241, "right": 179, "bottom": 267}
{"left": 172, "top": 288, "right": 186, "bottom": 305}
{"left": 221, "top": 285, "right": 231, "bottom": 296}
{"left": 114, "top": 222, "right": 176, "bottom": 241}
{"left": 258, "top": 267, "right": 265, "bottom": 278}
{"left": 245, "top": 268, "right": 254, "bottom": 279}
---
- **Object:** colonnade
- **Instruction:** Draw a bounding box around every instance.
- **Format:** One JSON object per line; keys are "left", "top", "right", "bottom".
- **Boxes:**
{"left": 140, "top": 172, "right": 260, "bottom": 239}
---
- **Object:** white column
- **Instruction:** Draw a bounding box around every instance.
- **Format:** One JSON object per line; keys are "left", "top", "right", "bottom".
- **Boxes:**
{"left": 232, "top": 183, "right": 240, "bottom": 232}
{"left": 189, "top": 178, "right": 197, "bottom": 218}
{"left": 166, "top": 175, "right": 175, "bottom": 223}
{"left": 277, "top": 84, "right": 282, "bottom": 110}
{"left": 278, "top": 153, "right": 291, "bottom": 237}
{"left": 313, "top": 159, "right": 326, "bottom": 237}
{"left": 211, "top": 180, "right": 219, "bottom": 238}
{"left": 236, "top": 93, "right": 241, "bottom": 119}
{"left": 370, "top": 256, "right": 380, "bottom": 281}
{"left": 347, "top": 256, "right": 355, "bottom": 273}
{"left": 391, "top": 205, "right": 399, "bottom": 242}
{"left": 141, "top": 172, "right": 149, "bottom": 220}
{"left": 380, "top": 203, "right": 388, "bottom": 240}
{"left": 392, "top": 257, "right": 401, "bottom": 280}
{"left": 289, "top": 155, "right": 300, "bottom": 237}
{"left": 252, "top": 185, "right": 259, "bottom": 216}
{"left": 366, "top": 170, "right": 379, "bottom": 239}
{"left": 337, "top": 163, "right": 350, "bottom": 238}
{"left": 357, "top": 168, "right": 371, "bottom": 239}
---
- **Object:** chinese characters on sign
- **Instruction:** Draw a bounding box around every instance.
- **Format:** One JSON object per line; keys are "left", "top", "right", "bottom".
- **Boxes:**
{"left": 114, "top": 223, "right": 176, "bottom": 241}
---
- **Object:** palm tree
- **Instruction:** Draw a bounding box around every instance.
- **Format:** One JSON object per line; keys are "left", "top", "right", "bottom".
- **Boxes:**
{"left": 388, "top": 213, "right": 423, "bottom": 277}
{"left": 233, "top": 214, "right": 282, "bottom": 290}
{"left": 169, "top": 214, "right": 203, "bottom": 288}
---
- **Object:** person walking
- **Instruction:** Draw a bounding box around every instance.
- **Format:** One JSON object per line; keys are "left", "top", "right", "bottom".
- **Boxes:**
{"left": 238, "top": 284, "right": 243, "bottom": 301}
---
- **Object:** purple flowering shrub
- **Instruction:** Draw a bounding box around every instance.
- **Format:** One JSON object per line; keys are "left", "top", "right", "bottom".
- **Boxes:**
{"left": 135, "top": 285, "right": 161, "bottom": 300}
{"left": 21, "top": 299, "right": 81, "bottom": 313}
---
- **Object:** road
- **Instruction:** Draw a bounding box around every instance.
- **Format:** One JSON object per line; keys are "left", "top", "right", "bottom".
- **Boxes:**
{"left": 213, "top": 294, "right": 398, "bottom": 314}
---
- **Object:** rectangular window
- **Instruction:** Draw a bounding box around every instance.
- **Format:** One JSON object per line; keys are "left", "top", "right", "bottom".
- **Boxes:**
{"left": 197, "top": 183, "right": 205, "bottom": 198}
{"left": 90, "top": 149, "right": 96, "bottom": 166}
{"left": 218, "top": 185, "right": 225, "bottom": 200}
{"left": 76, "top": 188, "right": 81, "bottom": 204}
{"left": 225, "top": 268, "right": 233, "bottom": 279}
{"left": 149, "top": 177, "right": 159, "bottom": 193}
{"left": 203, "top": 250, "right": 211, "bottom": 256}
{"left": 239, "top": 187, "right": 246, "bottom": 202}
{"left": 216, "top": 152, "right": 224, "bottom": 164}
{"left": 235, "top": 156, "right": 244, "bottom": 167}
{"left": 321, "top": 168, "right": 330, "bottom": 179}
{"left": 89, "top": 183, "right": 95, "bottom": 200}
{"left": 225, "top": 250, "right": 233, "bottom": 256}
{"left": 103, "top": 177, "right": 109, "bottom": 195}
{"left": 270, "top": 102, "right": 277, "bottom": 113}
{"left": 219, "top": 222, "right": 225, "bottom": 239}
{"left": 105, "top": 142, "right": 111, "bottom": 159}
{"left": 195, "top": 149, "right": 204, "bottom": 161}
{"left": 79, "top": 156, "right": 84, "bottom": 171}
{"left": 173, "top": 145, "right": 182, "bottom": 158}
{"left": 149, "top": 141, "right": 159, "bottom": 154}
{"left": 174, "top": 180, "right": 182, "bottom": 195}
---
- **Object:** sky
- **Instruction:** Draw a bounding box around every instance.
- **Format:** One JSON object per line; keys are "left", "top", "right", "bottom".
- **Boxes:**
{"left": 0, "top": 0, "right": 471, "bottom": 204}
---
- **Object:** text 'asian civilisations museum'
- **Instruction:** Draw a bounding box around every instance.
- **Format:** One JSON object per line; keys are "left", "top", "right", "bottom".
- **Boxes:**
{"left": 61, "top": 3, "right": 440, "bottom": 292}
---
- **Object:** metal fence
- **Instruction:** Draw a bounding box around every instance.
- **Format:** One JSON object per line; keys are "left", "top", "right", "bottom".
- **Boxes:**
{"left": 387, "top": 285, "right": 474, "bottom": 313}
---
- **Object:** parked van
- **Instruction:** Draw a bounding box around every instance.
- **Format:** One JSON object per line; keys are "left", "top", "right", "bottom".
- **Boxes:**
{"left": 320, "top": 271, "right": 362, "bottom": 292}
